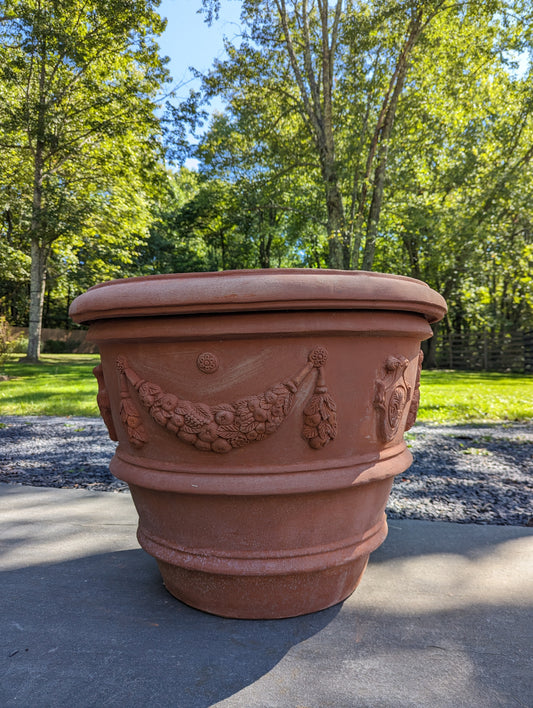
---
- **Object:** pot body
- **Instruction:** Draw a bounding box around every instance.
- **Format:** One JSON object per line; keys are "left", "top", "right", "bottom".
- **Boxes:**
{"left": 71, "top": 270, "right": 445, "bottom": 618}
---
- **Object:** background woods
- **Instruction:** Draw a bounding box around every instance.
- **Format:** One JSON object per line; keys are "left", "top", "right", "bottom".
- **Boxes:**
{"left": 1, "top": 0, "right": 532, "bottom": 367}
{"left": 0, "top": 0, "right": 167, "bottom": 360}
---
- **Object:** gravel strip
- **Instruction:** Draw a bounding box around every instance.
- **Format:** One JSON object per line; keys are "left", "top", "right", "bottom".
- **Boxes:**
{"left": 0, "top": 415, "right": 531, "bottom": 526}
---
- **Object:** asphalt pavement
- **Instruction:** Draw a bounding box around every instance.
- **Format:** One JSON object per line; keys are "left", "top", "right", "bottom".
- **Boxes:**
{"left": 1, "top": 482, "right": 532, "bottom": 708}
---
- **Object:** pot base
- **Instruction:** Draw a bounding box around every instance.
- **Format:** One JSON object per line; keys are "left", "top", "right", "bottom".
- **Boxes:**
{"left": 130, "top": 481, "right": 391, "bottom": 619}
{"left": 156, "top": 555, "right": 371, "bottom": 619}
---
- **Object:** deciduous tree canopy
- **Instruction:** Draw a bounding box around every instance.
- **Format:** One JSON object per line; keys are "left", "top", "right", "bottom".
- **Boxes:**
{"left": 170, "top": 0, "right": 532, "bottom": 354}
{"left": 1, "top": 1, "right": 532, "bottom": 367}
{"left": 0, "top": 0, "right": 168, "bottom": 359}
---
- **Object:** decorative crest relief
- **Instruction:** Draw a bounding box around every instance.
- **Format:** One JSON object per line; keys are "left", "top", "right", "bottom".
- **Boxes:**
{"left": 374, "top": 355, "right": 412, "bottom": 443}
{"left": 115, "top": 347, "right": 337, "bottom": 453}
{"left": 405, "top": 349, "right": 424, "bottom": 431}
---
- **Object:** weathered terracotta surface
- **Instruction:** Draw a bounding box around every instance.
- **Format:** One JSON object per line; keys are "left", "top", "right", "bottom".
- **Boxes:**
{"left": 70, "top": 269, "right": 446, "bottom": 618}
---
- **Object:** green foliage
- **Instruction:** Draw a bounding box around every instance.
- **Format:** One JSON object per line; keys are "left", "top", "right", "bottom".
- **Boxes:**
{"left": 0, "top": 0, "right": 169, "bottom": 353}
{"left": 171, "top": 0, "right": 533, "bottom": 342}
{"left": 0, "top": 317, "right": 22, "bottom": 369}
{"left": 132, "top": 169, "right": 217, "bottom": 274}
{"left": 11, "top": 336, "right": 29, "bottom": 354}
{"left": 41, "top": 338, "right": 78, "bottom": 354}
{"left": 380, "top": 4, "right": 533, "bottom": 340}
{"left": 1, "top": 0, "right": 532, "bottom": 360}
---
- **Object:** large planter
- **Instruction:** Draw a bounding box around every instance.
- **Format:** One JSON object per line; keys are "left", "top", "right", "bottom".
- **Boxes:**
{"left": 70, "top": 269, "right": 446, "bottom": 619}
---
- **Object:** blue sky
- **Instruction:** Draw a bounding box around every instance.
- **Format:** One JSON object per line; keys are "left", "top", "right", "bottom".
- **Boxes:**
{"left": 157, "top": 0, "right": 241, "bottom": 102}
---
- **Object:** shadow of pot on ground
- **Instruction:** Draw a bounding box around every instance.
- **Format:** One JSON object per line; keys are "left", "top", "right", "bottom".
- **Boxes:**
{"left": 1, "top": 548, "right": 340, "bottom": 707}
{"left": 2, "top": 536, "right": 532, "bottom": 708}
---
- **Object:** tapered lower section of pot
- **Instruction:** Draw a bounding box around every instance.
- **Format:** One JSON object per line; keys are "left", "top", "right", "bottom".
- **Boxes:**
{"left": 156, "top": 555, "right": 371, "bottom": 619}
{"left": 133, "top": 497, "right": 389, "bottom": 618}
{"left": 112, "top": 448, "right": 406, "bottom": 618}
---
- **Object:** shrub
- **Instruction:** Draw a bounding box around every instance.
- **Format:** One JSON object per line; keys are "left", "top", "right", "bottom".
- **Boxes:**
{"left": 11, "top": 336, "right": 29, "bottom": 354}
{"left": 0, "top": 317, "right": 22, "bottom": 369}
{"left": 42, "top": 339, "right": 78, "bottom": 354}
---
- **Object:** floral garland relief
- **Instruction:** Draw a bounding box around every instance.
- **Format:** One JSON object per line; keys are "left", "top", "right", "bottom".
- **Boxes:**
{"left": 108, "top": 347, "right": 337, "bottom": 454}
{"left": 374, "top": 351, "right": 423, "bottom": 443}
{"left": 93, "top": 364, "right": 118, "bottom": 441}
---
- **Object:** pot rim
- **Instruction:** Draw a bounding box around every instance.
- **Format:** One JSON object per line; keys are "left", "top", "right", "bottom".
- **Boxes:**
{"left": 69, "top": 268, "right": 447, "bottom": 324}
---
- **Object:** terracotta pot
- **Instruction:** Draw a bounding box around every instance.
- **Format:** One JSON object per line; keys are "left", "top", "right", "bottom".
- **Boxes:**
{"left": 70, "top": 269, "right": 446, "bottom": 619}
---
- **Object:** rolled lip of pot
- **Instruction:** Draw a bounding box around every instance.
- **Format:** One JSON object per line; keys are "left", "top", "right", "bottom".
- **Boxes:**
{"left": 69, "top": 268, "right": 447, "bottom": 325}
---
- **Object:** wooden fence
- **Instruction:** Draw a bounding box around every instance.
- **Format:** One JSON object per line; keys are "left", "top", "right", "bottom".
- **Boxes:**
{"left": 432, "top": 330, "right": 533, "bottom": 372}
{"left": 10, "top": 327, "right": 97, "bottom": 354}
{"left": 8, "top": 325, "right": 533, "bottom": 372}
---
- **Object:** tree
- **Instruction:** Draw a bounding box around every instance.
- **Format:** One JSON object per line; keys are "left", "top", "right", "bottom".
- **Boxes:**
{"left": 0, "top": 0, "right": 167, "bottom": 360}
{"left": 377, "top": 5, "right": 533, "bottom": 361}
{"left": 132, "top": 168, "right": 216, "bottom": 275}
{"left": 196, "top": 0, "right": 532, "bottom": 278}
{"left": 198, "top": 0, "right": 454, "bottom": 268}
{"left": 196, "top": 108, "right": 324, "bottom": 268}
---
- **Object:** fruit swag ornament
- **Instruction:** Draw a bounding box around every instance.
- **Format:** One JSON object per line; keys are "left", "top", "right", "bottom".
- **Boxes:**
{"left": 113, "top": 346, "right": 336, "bottom": 453}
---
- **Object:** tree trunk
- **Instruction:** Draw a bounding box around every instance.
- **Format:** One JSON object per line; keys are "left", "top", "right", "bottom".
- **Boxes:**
{"left": 422, "top": 321, "right": 440, "bottom": 369}
{"left": 276, "top": 0, "right": 347, "bottom": 269}
{"left": 24, "top": 45, "right": 48, "bottom": 363}
{"left": 402, "top": 233, "right": 422, "bottom": 280}
{"left": 319, "top": 1, "right": 347, "bottom": 269}
{"left": 25, "top": 149, "right": 47, "bottom": 361}
{"left": 361, "top": 28, "right": 415, "bottom": 271}
{"left": 26, "top": 239, "right": 48, "bottom": 362}
{"left": 25, "top": 155, "right": 48, "bottom": 361}
{"left": 322, "top": 156, "right": 346, "bottom": 269}
{"left": 219, "top": 230, "right": 227, "bottom": 270}
{"left": 358, "top": 12, "right": 423, "bottom": 271}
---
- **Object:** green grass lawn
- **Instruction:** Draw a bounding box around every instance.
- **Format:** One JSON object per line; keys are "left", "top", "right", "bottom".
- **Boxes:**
{"left": 0, "top": 354, "right": 532, "bottom": 423}
{"left": 0, "top": 354, "right": 100, "bottom": 417}
{"left": 417, "top": 370, "right": 533, "bottom": 423}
